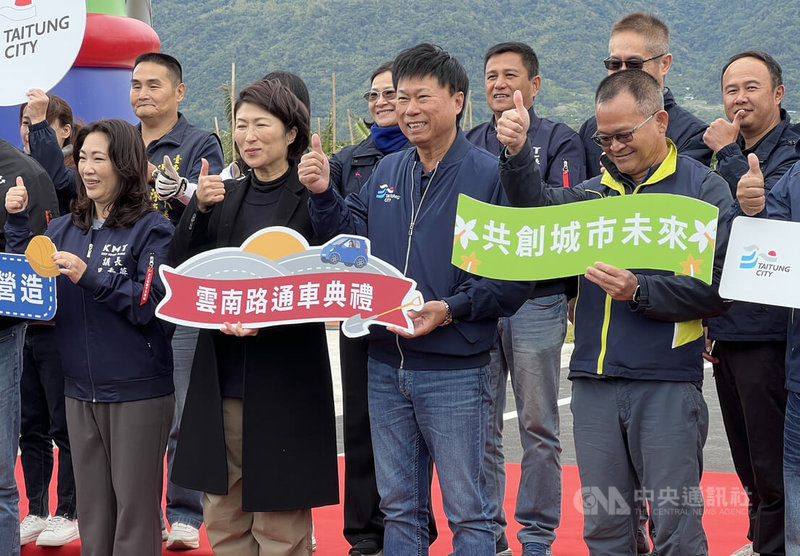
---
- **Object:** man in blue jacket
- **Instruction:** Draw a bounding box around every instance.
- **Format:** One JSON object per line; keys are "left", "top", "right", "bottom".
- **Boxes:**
{"left": 579, "top": 12, "right": 711, "bottom": 178}
{"left": 737, "top": 154, "right": 800, "bottom": 556}
{"left": 465, "top": 41, "right": 585, "bottom": 556}
{"left": 130, "top": 52, "right": 224, "bottom": 550}
{"left": 497, "top": 70, "right": 731, "bottom": 555}
{"left": 703, "top": 50, "right": 799, "bottom": 556}
{"left": 299, "top": 43, "right": 529, "bottom": 555}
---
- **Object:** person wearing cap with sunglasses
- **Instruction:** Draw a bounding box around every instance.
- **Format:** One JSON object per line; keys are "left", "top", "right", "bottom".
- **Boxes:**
{"left": 702, "top": 50, "right": 800, "bottom": 556}
{"left": 579, "top": 12, "right": 711, "bottom": 179}
{"left": 497, "top": 69, "right": 732, "bottom": 555}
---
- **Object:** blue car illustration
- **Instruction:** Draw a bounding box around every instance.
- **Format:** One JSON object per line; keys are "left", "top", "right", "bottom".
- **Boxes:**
{"left": 321, "top": 236, "right": 369, "bottom": 268}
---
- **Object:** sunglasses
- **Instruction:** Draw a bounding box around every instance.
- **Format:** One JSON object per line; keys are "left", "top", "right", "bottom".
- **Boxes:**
{"left": 363, "top": 88, "right": 397, "bottom": 102}
{"left": 591, "top": 113, "right": 657, "bottom": 147}
{"left": 603, "top": 53, "right": 666, "bottom": 71}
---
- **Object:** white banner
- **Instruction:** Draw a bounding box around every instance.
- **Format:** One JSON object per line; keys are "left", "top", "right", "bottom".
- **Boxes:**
{"left": 719, "top": 216, "right": 800, "bottom": 308}
{"left": 0, "top": 0, "right": 86, "bottom": 106}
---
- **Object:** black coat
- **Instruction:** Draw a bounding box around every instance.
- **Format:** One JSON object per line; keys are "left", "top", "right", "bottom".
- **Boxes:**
{"left": 169, "top": 165, "right": 339, "bottom": 511}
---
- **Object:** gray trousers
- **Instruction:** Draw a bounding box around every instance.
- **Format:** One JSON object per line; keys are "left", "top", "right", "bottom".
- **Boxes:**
{"left": 66, "top": 395, "right": 174, "bottom": 556}
{"left": 571, "top": 377, "right": 709, "bottom": 556}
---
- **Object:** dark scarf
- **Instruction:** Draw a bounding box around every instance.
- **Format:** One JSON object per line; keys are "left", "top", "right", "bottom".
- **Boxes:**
{"left": 370, "top": 124, "right": 407, "bottom": 154}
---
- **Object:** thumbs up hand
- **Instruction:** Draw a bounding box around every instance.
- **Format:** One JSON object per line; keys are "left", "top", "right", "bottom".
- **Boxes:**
{"left": 298, "top": 134, "right": 330, "bottom": 193}
{"left": 496, "top": 90, "right": 530, "bottom": 156}
{"left": 5, "top": 176, "right": 29, "bottom": 214}
{"left": 195, "top": 158, "right": 225, "bottom": 212}
{"left": 153, "top": 155, "right": 189, "bottom": 200}
{"left": 737, "top": 153, "right": 766, "bottom": 216}
{"left": 703, "top": 109, "right": 744, "bottom": 152}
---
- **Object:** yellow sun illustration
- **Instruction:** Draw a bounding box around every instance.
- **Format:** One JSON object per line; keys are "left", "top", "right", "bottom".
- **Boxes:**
{"left": 241, "top": 228, "right": 308, "bottom": 260}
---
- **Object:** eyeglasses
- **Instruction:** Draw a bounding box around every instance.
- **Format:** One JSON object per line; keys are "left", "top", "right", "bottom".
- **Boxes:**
{"left": 603, "top": 54, "right": 666, "bottom": 71}
{"left": 591, "top": 113, "right": 657, "bottom": 147}
{"left": 363, "top": 88, "right": 397, "bottom": 102}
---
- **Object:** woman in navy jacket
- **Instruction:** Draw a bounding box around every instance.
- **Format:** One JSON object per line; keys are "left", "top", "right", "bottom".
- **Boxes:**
{"left": 5, "top": 119, "right": 175, "bottom": 556}
{"left": 169, "top": 79, "right": 338, "bottom": 555}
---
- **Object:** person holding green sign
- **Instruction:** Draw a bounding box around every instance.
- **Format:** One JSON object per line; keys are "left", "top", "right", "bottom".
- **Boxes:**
{"left": 497, "top": 69, "right": 732, "bottom": 555}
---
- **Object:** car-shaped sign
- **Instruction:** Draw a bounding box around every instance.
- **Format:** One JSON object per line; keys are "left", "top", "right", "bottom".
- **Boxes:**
{"left": 320, "top": 236, "right": 369, "bottom": 268}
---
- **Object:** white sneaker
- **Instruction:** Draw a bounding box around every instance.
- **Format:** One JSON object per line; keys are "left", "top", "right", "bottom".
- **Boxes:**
{"left": 35, "top": 516, "right": 80, "bottom": 546}
{"left": 166, "top": 522, "right": 200, "bottom": 550}
{"left": 19, "top": 514, "right": 49, "bottom": 545}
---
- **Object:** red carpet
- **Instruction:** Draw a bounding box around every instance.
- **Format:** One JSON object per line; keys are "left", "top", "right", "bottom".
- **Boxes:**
{"left": 17, "top": 456, "right": 749, "bottom": 555}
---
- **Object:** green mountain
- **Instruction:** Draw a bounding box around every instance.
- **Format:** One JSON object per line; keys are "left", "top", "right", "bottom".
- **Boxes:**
{"left": 153, "top": 0, "right": 800, "bottom": 143}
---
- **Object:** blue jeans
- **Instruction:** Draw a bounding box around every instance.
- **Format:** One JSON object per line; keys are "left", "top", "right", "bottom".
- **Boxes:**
{"left": 485, "top": 294, "right": 566, "bottom": 546}
{"left": 785, "top": 391, "right": 800, "bottom": 555}
{"left": 0, "top": 322, "right": 26, "bottom": 556}
{"left": 368, "top": 357, "right": 493, "bottom": 556}
{"left": 165, "top": 325, "right": 204, "bottom": 528}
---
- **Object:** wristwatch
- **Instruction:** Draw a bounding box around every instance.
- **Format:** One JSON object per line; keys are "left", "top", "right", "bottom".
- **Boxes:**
{"left": 439, "top": 299, "right": 453, "bottom": 326}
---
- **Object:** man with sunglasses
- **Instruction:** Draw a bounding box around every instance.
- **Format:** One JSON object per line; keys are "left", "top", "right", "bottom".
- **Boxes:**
{"left": 702, "top": 50, "right": 800, "bottom": 556}
{"left": 579, "top": 12, "right": 711, "bottom": 178}
{"left": 497, "top": 69, "right": 732, "bottom": 555}
{"left": 465, "top": 41, "right": 585, "bottom": 556}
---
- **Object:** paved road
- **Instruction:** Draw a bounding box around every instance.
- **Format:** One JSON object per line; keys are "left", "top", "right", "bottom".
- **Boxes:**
{"left": 325, "top": 327, "right": 735, "bottom": 473}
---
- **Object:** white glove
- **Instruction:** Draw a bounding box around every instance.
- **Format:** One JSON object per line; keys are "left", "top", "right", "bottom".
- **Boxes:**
{"left": 154, "top": 155, "right": 188, "bottom": 199}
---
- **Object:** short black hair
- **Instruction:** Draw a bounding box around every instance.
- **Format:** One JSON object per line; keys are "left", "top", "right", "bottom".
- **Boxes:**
{"left": 260, "top": 70, "right": 311, "bottom": 114}
{"left": 370, "top": 61, "right": 394, "bottom": 84}
{"left": 134, "top": 52, "right": 183, "bottom": 86}
{"left": 596, "top": 69, "right": 664, "bottom": 117}
{"left": 483, "top": 42, "right": 539, "bottom": 79}
{"left": 722, "top": 50, "right": 783, "bottom": 89}
{"left": 392, "top": 43, "right": 468, "bottom": 125}
{"left": 235, "top": 80, "right": 310, "bottom": 160}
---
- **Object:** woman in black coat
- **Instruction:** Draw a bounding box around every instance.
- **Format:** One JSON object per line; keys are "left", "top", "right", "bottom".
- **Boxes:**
{"left": 169, "top": 79, "right": 338, "bottom": 556}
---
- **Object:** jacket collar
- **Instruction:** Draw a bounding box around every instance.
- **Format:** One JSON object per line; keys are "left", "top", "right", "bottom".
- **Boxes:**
{"left": 600, "top": 139, "right": 678, "bottom": 194}
{"left": 216, "top": 163, "right": 306, "bottom": 246}
{"left": 411, "top": 130, "right": 473, "bottom": 169}
{"left": 738, "top": 108, "right": 793, "bottom": 158}
{"left": 139, "top": 113, "right": 190, "bottom": 149}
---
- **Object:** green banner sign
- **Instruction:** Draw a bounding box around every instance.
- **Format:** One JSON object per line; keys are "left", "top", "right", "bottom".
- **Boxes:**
{"left": 452, "top": 193, "right": 719, "bottom": 284}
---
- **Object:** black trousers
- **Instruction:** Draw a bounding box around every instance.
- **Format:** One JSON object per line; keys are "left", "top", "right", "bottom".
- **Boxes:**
{"left": 340, "top": 334, "right": 437, "bottom": 547}
{"left": 713, "top": 340, "right": 786, "bottom": 556}
{"left": 19, "top": 325, "right": 76, "bottom": 519}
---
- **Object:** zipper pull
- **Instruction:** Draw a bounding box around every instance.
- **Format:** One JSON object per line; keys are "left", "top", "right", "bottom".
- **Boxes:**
{"left": 562, "top": 159, "right": 570, "bottom": 188}
{"left": 408, "top": 222, "right": 414, "bottom": 236}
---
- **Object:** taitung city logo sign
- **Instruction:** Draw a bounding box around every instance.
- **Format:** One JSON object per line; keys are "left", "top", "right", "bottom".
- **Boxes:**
{"left": 739, "top": 245, "right": 791, "bottom": 277}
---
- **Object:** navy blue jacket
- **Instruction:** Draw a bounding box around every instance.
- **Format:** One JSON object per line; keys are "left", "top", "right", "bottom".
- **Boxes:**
{"left": 142, "top": 113, "right": 224, "bottom": 225}
{"left": 330, "top": 135, "right": 413, "bottom": 197}
{"left": 27, "top": 120, "right": 76, "bottom": 215}
{"left": 758, "top": 159, "right": 800, "bottom": 392}
{"left": 580, "top": 88, "right": 712, "bottom": 178}
{"left": 5, "top": 210, "right": 175, "bottom": 403}
{"left": 308, "top": 132, "right": 531, "bottom": 370}
{"left": 500, "top": 138, "right": 732, "bottom": 382}
{"left": 466, "top": 106, "right": 586, "bottom": 187}
{"left": 0, "top": 138, "right": 59, "bottom": 332}
{"left": 466, "top": 106, "right": 586, "bottom": 299}
{"left": 708, "top": 110, "right": 800, "bottom": 341}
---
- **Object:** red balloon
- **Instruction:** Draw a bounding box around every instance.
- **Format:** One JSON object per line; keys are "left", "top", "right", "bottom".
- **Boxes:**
{"left": 74, "top": 13, "right": 160, "bottom": 69}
